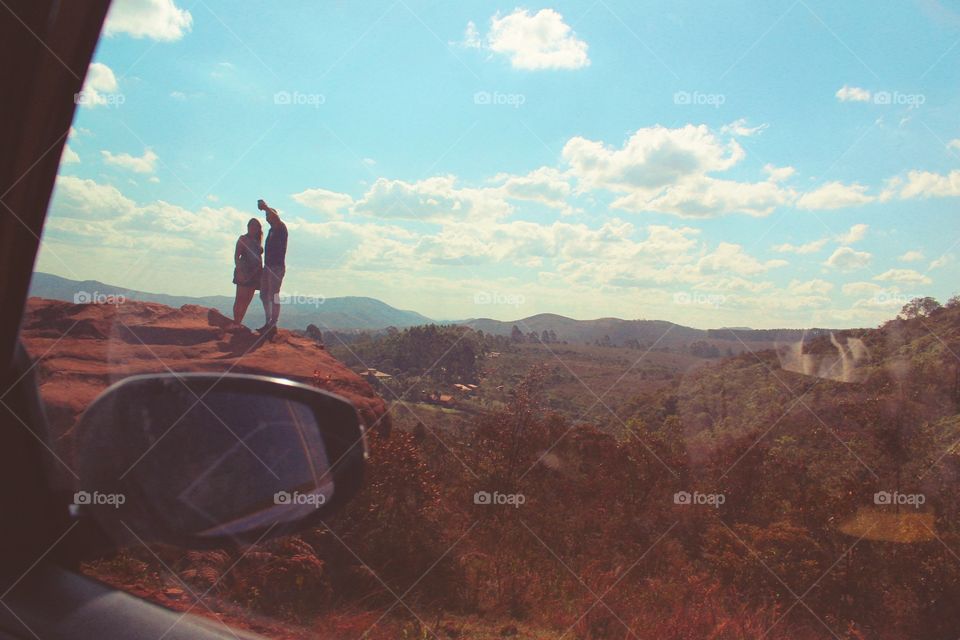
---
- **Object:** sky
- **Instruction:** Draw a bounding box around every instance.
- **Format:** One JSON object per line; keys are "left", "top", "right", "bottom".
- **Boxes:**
{"left": 37, "top": 0, "right": 960, "bottom": 328}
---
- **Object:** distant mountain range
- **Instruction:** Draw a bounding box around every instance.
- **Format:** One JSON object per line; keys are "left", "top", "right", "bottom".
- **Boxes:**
{"left": 29, "top": 273, "right": 432, "bottom": 331}
{"left": 30, "top": 273, "right": 835, "bottom": 344}
{"left": 460, "top": 313, "right": 826, "bottom": 349}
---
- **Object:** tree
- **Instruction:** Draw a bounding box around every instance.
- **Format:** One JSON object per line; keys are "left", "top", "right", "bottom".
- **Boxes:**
{"left": 511, "top": 325, "right": 524, "bottom": 343}
{"left": 899, "top": 296, "right": 941, "bottom": 319}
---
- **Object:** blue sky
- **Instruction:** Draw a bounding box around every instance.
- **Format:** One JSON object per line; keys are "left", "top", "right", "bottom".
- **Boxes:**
{"left": 39, "top": 0, "right": 960, "bottom": 328}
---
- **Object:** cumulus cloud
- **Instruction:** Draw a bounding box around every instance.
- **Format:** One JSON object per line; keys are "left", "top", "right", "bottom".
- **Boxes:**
{"left": 874, "top": 268, "right": 932, "bottom": 284}
{"left": 101, "top": 148, "right": 158, "bottom": 174}
{"left": 697, "top": 242, "right": 787, "bottom": 275}
{"left": 61, "top": 145, "right": 80, "bottom": 164}
{"left": 764, "top": 164, "right": 796, "bottom": 182}
{"left": 460, "top": 20, "right": 482, "bottom": 48}
{"left": 929, "top": 254, "right": 952, "bottom": 270}
{"left": 772, "top": 238, "right": 828, "bottom": 254}
{"left": 720, "top": 118, "right": 768, "bottom": 137}
{"left": 789, "top": 279, "right": 834, "bottom": 295}
{"left": 561, "top": 124, "right": 797, "bottom": 218}
{"left": 837, "top": 223, "right": 868, "bottom": 244}
{"left": 824, "top": 246, "right": 872, "bottom": 271}
{"left": 485, "top": 9, "right": 589, "bottom": 70}
{"left": 104, "top": 0, "right": 193, "bottom": 41}
{"left": 897, "top": 170, "right": 960, "bottom": 199}
{"left": 292, "top": 188, "right": 354, "bottom": 218}
{"left": 796, "top": 181, "right": 874, "bottom": 210}
{"left": 77, "top": 63, "right": 120, "bottom": 108}
{"left": 353, "top": 176, "right": 511, "bottom": 222}
{"left": 835, "top": 85, "right": 871, "bottom": 102}
{"left": 898, "top": 250, "right": 924, "bottom": 262}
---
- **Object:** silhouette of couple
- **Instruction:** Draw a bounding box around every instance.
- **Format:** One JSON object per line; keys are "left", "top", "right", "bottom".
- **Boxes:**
{"left": 232, "top": 199, "right": 287, "bottom": 336}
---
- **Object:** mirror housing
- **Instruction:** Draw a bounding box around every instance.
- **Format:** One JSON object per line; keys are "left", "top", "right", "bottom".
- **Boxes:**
{"left": 72, "top": 373, "right": 367, "bottom": 548}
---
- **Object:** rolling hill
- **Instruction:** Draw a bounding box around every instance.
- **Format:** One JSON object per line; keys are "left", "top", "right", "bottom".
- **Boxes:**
{"left": 29, "top": 272, "right": 433, "bottom": 331}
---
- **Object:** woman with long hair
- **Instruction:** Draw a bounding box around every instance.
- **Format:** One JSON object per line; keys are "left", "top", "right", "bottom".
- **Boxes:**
{"left": 232, "top": 217, "right": 263, "bottom": 326}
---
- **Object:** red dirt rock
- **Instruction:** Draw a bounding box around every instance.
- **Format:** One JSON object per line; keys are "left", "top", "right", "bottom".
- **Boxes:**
{"left": 20, "top": 298, "right": 389, "bottom": 459}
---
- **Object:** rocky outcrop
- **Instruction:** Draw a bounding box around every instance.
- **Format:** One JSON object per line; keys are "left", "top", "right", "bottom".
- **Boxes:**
{"left": 20, "top": 298, "right": 389, "bottom": 450}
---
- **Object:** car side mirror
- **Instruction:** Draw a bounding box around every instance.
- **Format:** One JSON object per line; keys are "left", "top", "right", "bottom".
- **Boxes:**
{"left": 72, "top": 373, "right": 367, "bottom": 548}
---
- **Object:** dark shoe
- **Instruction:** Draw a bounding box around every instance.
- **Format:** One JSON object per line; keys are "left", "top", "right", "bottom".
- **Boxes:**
{"left": 256, "top": 324, "right": 270, "bottom": 333}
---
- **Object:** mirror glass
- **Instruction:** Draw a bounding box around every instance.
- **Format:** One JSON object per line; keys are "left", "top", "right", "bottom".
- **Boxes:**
{"left": 77, "top": 381, "right": 337, "bottom": 543}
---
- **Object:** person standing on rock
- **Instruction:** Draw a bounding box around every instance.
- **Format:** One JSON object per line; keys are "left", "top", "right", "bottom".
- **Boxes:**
{"left": 257, "top": 198, "right": 287, "bottom": 336}
{"left": 231, "top": 218, "right": 263, "bottom": 326}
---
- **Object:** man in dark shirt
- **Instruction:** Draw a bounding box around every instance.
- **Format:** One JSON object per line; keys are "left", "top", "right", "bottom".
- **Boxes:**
{"left": 257, "top": 199, "right": 287, "bottom": 335}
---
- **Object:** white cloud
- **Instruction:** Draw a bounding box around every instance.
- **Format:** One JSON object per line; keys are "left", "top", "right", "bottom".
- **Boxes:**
{"left": 874, "top": 268, "right": 932, "bottom": 284}
{"left": 101, "top": 148, "right": 158, "bottom": 174}
{"left": 837, "top": 223, "right": 868, "bottom": 244}
{"left": 292, "top": 188, "right": 354, "bottom": 218}
{"left": 796, "top": 181, "right": 874, "bottom": 210}
{"left": 929, "top": 254, "right": 952, "bottom": 270}
{"left": 486, "top": 9, "right": 589, "bottom": 70}
{"left": 170, "top": 90, "right": 187, "bottom": 100}
{"left": 772, "top": 238, "right": 828, "bottom": 254}
{"left": 618, "top": 175, "right": 792, "bottom": 218}
{"left": 824, "top": 246, "right": 872, "bottom": 271}
{"left": 764, "top": 164, "right": 796, "bottom": 182}
{"left": 697, "top": 242, "right": 787, "bottom": 276}
{"left": 52, "top": 176, "right": 138, "bottom": 219}
{"left": 77, "top": 63, "right": 120, "bottom": 108}
{"left": 461, "top": 20, "right": 482, "bottom": 49}
{"left": 61, "top": 145, "right": 80, "bottom": 164}
{"left": 897, "top": 170, "right": 960, "bottom": 199}
{"left": 835, "top": 85, "right": 871, "bottom": 102}
{"left": 789, "top": 278, "right": 834, "bottom": 295}
{"left": 898, "top": 250, "right": 924, "bottom": 262}
{"left": 720, "top": 119, "right": 768, "bottom": 137}
{"left": 353, "top": 176, "right": 511, "bottom": 222}
{"left": 947, "top": 139, "right": 960, "bottom": 152}
{"left": 104, "top": 0, "right": 193, "bottom": 41}
{"left": 842, "top": 281, "right": 882, "bottom": 297}
{"left": 495, "top": 167, "right": 572, "bottom": 211}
